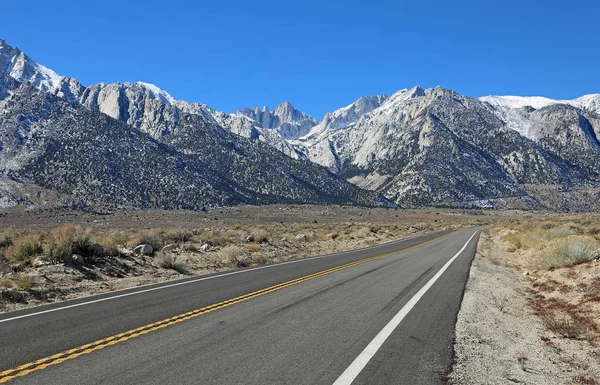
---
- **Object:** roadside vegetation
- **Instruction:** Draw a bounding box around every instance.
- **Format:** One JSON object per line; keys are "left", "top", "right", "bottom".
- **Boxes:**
{"left": 452, "top": 216, "right": 600, "bottom": 384}
{"left": 0, "top": 217, "right": 464, "bottom": 312}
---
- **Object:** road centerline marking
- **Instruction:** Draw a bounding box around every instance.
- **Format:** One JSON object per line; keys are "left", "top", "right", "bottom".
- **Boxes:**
{"left": 0, "top": 232, "right": 444, "bottom": 325}
{"left": 332, "top": 230, "right": 480, "bottom": 385}
{"left": 0, "top": 231, "right": 454, "bottom": 383}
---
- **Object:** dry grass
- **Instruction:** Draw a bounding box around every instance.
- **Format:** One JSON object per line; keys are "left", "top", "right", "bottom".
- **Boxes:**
{"left": 154, "top": 253, "right": 188, "bottom": 274}
{"left": 0, "top": 276, "right": 34, "bottom": 290}
{"left": 545, "top": 238, "right": 599, "bottom": 269}
{"left": 5, "top": 233, "right": 44, "bottom": 265}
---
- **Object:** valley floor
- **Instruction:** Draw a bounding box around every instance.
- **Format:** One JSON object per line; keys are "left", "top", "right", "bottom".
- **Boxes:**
{"left": 0, "top": 205, "right": 489, "bottom": 313}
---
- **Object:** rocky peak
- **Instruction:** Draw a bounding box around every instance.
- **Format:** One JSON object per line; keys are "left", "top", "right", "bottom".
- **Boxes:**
{"left": 236, "top": 101, "right": 318, "bottom": 140}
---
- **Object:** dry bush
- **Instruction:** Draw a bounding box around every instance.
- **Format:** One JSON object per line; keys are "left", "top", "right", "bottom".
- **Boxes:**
{"left": 213, "top": 245, "right": 247, "bottom": 266}
{"left": 252, "top": 254, "right": 269, "bottom": 266}
{"left": 154, "top": 252, "right": 188, "bottom": 274}
{"left": 546, "top": 227, "right": 575, "bottom": 239}
{"left": 5, "top": 233, "right": 44, "bottom": 265}
{"left": 0, "top": 229, "right": 17, "bottom": 248}
{"left": 0, "top": 276, "right": 34, "bottom": 290}
{"left": 0, "top": 279, "right": 16, "bottom": 289}
{"left": 544, "top": 237, "right": 599, "bottom": 269}
{"left": 45, "top": 224, "right": 92, "bottom": 263}
{"left": 356, "top": 227, "right": 372, "bottom": 239}
{"left": 540, "top": 314, "right": 584, "bottom": 339}
{"left": 251, "top": 229, "right": 269, "bottom": 243}
{"left": 502, "top": 232, "right": 523, "bottom": 250}
{"left": 128, "top": 231, "right": 163, "bottom": 250}
{"left": 93, "top": 231, "right": 127, "bottom": 256}
{"left": 13, "top": 276, "right": 33, "bottom": 290}
{"left": 163, "top": 229, "right": 194, "bottom": 243}
{"left": 246, "top": 244, "right": 261, "bottom": 253}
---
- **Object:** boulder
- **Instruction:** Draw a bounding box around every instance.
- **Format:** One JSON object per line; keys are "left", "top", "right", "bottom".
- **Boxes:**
{"left": 33, "top": 256, "right": 51, "bottom": 268}
{"left": 134, "top": 244, "right": 153, "bottom": 255}
{"left": 90, "top": 243, "right": 104, "bottom": 255}
{"left": 295, "top": 234, "right": 308, "bottom": 242}
{"left": 200, "top": 244, "right": 210, "bottom": 252}
{"left": 71, "top": 254, "right": 85, "bottom": 266}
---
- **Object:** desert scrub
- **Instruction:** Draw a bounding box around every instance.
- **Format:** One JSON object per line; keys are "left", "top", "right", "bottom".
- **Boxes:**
{"left": 92, "top": 231, "right": 127, "bottom": 256}
{"left": 127, "top": 231, "right": 163, "bottom": 251}
{"left": 544, "top": 237, "right": 599, "bottom": 269}
{"left": 44, "top": 225, "right": 92, "bottom": 263}
{"left": 0, "top": 276, "right": 34, "bottom": 290}
{"left": 5, "top": 233, "right": 44, "bottom": 265}
{"left": 249, "top": 229, "right": 269, "bottom": 243}
{"left": 356, "top": 227, "right": 373, "bottom": 239}
{"left": 212, "top": 245, "right": 248, "bottom": 266}
{"left": 154, "top": 252, "right": 188, "bottom": 274}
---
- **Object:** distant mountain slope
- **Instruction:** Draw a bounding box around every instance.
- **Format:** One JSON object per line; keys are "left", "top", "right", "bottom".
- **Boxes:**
{"left": 297, "top": 87, "right": 600, "bottom": 208}
{"left": 0, "top": 49, "right": 385, "bottom": 209}
{"left": 1, "top": 37, "right": 599, "bottom": 210}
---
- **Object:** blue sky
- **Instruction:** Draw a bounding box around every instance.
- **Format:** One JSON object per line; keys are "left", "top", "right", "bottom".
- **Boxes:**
{"left": 2, "top": 0, "right": 599, "bottom": 118}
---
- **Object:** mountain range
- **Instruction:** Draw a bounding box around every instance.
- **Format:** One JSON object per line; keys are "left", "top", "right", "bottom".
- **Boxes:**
{"left": 1, "top": 37, "right": 599, "bottom": 211}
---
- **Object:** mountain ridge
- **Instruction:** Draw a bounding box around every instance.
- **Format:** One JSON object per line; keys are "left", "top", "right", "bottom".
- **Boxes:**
{"left": 1, "top": 37, "right": 599, "bottom": 210}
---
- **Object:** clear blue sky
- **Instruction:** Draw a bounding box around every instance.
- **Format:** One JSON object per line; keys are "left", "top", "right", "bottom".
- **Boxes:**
{"left": 2, "top": 0, "right": 599, "bottom": 118}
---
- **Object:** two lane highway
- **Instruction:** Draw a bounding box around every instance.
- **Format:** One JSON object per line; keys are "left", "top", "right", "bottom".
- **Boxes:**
{"left": 0, "top": 229, "right": 480, "bottom": 384}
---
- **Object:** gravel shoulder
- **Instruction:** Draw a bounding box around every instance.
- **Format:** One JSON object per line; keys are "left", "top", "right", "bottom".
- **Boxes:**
{"left": 450, "top": 230, "right": 600, "bottom": 385}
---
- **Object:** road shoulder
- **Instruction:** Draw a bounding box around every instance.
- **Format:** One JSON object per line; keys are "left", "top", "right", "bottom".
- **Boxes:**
{"left": 449, "top": 230, "right": 600, "bottom": 384}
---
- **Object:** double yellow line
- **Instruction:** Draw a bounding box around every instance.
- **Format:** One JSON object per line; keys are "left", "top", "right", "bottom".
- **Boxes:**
{"left": 0, "top": 233, "right": 448, "bottom": 383}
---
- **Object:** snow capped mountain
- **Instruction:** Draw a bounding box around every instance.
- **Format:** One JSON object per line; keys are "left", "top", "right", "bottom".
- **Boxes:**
{"left": 480, "top": 94, "right": 600, "bottom": 115}
{"left": 237, "top": 101, "right": 318, "bottom": 140}
{"left": 301, "top": 94, "right": 388, "bottom": 141}
{"left": 292, "top": 86, "right": 600, "bottom": 208}
{"left": 0, "top": 38, "right": 84, "bottom": 101}
{"left": 1, "top": 36, "right": 599, "bottom": 210}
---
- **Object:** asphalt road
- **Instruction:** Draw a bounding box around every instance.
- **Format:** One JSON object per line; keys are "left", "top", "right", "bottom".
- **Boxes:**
{"left": 0, "top": 228, "right": 480, "bottom": 385}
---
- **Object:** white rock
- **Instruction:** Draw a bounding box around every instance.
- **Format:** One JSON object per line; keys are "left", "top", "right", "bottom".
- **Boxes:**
{"left": 134, "top": 244, "right": 153, "bottom": 255}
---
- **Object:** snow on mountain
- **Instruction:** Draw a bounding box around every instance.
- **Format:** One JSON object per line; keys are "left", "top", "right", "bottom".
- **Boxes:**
{"left": 237, "top": 102, "right": 318, "bottom": 140}
{"left": 480, "top": 94, "right": 600, "bottom": 115}
{"left": 0, "top": 38, "right": 84, "bottom": 101}
{"left": 2, "top": 36, "right": 600, "bottom": 210}
{"left": 301, "top": 95, "right": 388, "bottom": 141}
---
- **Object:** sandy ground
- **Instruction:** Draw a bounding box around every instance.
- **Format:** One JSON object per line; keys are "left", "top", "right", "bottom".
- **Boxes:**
{"left": 450, "top": 231, "right": 600, "bottom": 385}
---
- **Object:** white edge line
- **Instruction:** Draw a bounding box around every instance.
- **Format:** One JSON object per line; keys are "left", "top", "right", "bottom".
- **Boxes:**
{"left": 0, "top": 231, "right": 444, "bottom": 324}
{"left": 332, "top": 230, "right": 480, "bottom": 385}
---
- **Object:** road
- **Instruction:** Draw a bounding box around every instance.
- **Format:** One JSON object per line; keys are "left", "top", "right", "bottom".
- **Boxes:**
{"left": 0, "top": 228, "right": 480, "bottom": 384}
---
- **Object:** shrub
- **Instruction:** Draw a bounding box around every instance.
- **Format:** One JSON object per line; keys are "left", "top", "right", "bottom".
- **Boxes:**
{"left": 0, "top": 229, "right": 17, "bottom": 248}
{"left": 43, "top": 225, "right": 92, "bottom": 263}
{"left": 502, "top": 232, "right": 523, "bottom": 250}
{"left": 13, "top": 276, "right": 34, "bottom": 290}
{"left": 164, "top": 229, "right": 194, "bottom": 243}
{"left": 251, "top": 229, "right": 269, "bottom": 243}
{"left": 0, "top": 276, "right": 33, "bottom": 290}
{"left": 5, "top": 233, "right": 44, "bottom": 265}
{"left": 540, "top": 314, "right": 584, "bottom": 339}
{"left": 154, "top": 252, "right": 188, "bottom": 274}
{"left": 356, "top": 227, "right": 372, "bottom": 239}
{"left": 252, "top": 254, "right": 269, "bottom": 265}
{"left": 94, "top": 231, "right": 127, "bottom": 256}
{"left": 546, "top": 227, "right": 575, "bottom": 240}
{"left": 545, "top": 238, "right": 598, "bottom": 269}
{"left": 128, "top": 232, "right": 163, "bottom": 250}
{"left": 213, "top": 245, "right": 247, "bottom": 266}
{"left": 246, "top": 244, "right": 261, "bottom": 253}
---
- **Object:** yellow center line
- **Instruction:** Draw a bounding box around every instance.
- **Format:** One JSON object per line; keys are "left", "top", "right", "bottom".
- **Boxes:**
{"left": 0, "top": 232, "right": 452, "bottom": 383}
